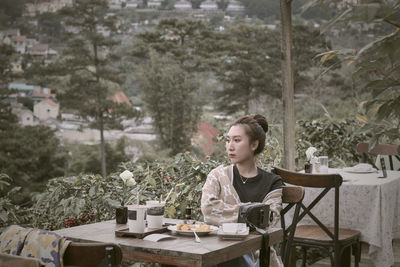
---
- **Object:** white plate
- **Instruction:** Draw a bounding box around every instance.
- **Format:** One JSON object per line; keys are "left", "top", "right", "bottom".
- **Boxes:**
{"left": 167, "top": 224, "right": 219, "bottom": 236}
{"left": 342, "top": 168, "right": 377, "bottom": 173}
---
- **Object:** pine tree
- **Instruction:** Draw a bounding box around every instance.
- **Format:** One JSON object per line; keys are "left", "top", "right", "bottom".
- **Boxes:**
{"left": 137, "top": 52, "right": 202, "bottom": 155}
{"left": 0, "top": 44, "right": 17, "bottom": 131}
{"left": 48, "top": 0, "right": 138, "bottom": 177}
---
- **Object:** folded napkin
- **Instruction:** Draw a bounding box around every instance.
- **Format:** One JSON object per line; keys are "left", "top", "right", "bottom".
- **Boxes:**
{"left": 343, "top": 163, "right": 377, "bottom": 173}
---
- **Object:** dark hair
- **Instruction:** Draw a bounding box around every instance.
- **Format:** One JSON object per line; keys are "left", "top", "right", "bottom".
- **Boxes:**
{"left": 232, "top": 114, "right": 268, "bottom": 155}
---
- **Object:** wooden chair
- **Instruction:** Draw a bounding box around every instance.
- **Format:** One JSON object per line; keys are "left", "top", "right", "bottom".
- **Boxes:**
{"left": 63, "top": 242, "right": 123, "bottom": 267}
{"left": 274, "top": 167, "right": 361, "bottom": 267}
{"left": 0, "top": 253, "right": 42, "bottom": 267}
{"left": 280, "top": 186, "right": 305, "bottom": 267}
{"left": 356, "top": 142, "right": 400, "bottom": 170}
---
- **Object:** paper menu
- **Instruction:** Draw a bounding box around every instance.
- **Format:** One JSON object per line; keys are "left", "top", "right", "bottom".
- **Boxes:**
{"left": 143, "top": 234, "right": 176, "bottom": 242}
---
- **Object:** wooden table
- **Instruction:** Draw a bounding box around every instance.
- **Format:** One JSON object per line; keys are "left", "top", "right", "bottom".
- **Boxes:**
{"left": 55, "top": 219, "right": 283, "bottom": 267}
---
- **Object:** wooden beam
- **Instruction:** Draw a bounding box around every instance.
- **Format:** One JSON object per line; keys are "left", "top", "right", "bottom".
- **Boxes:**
{"left": 280, "top": 0, "right": 295, "bottom": 170}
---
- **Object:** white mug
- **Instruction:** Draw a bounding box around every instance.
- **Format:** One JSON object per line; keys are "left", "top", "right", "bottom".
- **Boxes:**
{"left": 146, "top": 201, "right": 165, "bottom": 229}
{"left": 127, "top": 205, "right": 147, "bottom": 233}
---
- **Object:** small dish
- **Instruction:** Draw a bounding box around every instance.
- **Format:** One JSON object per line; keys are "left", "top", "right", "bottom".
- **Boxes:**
{"left": 217, "top": 226, "right": 249, "bottom": 240}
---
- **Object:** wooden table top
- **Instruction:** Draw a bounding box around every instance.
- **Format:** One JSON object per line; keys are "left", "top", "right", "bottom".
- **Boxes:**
{"left": 55, "top": 219, "right": 283, "bottom": 267}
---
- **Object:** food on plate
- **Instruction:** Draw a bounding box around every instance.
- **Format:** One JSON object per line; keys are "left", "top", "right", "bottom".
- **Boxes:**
{"left": 177, "top": 224, "right": 212, "bottom": 231}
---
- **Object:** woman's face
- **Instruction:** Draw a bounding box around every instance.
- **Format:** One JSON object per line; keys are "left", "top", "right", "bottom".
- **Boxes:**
{"left": 226, "top": 125, "right": 258, "bottom": 165}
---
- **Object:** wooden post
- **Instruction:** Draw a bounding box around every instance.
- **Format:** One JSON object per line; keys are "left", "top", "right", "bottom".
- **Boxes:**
{"left": 280, "top": 0, "right": 295, "bottom": 170}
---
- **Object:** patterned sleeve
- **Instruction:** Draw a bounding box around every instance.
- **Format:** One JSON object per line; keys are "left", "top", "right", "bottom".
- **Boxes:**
{"left": 201, "top": 167, "right": 241, "bottom": 226}
{"left": 264, "top": 187, "right": 283, "bottom": 227}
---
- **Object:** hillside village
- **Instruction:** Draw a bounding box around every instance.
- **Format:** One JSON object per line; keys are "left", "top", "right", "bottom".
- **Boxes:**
{"left": 0, "top": 0, "right": 238, "bottom": 151}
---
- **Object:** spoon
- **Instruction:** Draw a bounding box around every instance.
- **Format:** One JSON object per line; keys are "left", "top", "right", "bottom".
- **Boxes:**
{"left": 192, "top": 228, "right": 201, "bottom": 243}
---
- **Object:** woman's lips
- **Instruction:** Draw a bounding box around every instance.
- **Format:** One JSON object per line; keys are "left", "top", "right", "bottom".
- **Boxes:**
{"left": 228, "top": 154, "right": 235, "bottom": 158}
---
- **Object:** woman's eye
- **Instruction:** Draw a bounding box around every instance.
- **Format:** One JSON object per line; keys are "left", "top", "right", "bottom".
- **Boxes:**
{"left": 234, "top": 139, "right": 241, "bottom": 142}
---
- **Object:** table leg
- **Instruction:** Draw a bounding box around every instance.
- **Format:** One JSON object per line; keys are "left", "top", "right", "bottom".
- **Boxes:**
{"left": 341, "top": 246, "right": 351, "bottom": 267}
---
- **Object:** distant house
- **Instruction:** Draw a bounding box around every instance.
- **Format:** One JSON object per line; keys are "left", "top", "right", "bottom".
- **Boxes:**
{"left": 13, "top": 35, "right": 27, "bottom": 54}
{"left": 226, "top": 0, "right": 245, "bottom": 12}
{"left": 24, "top": 0, "right": 72, "bottom": 16}
{"left": 12, "top": 105, "right": 37, "bottom": 126}
{"left": 28, "top": 44, "right": 49, "bottom": 56}
{"left": 34, "top": 98, "right": 59, "bottom": 121}
{"left": 32, "top": 87, "right": 58, "bottom": 105}
{"left": 110, "top": 91, "right": 131, "bottom": 106}
{"left": 26, "top": 38, "right": 38, "bottom": 49}
{"left": 175, "top": 0, "right": 191, "bottom": 10}
{"left": 148, "top": 0, "right": 161, "bottom": 8}
{"left": 6, "top": 29, "right": 20, "bottom": 38}
{"left": 200, "top": 0, "right": 218, "bottom": 10}
{"left": 8, "top": 82, "right": 40, "bottom": 97}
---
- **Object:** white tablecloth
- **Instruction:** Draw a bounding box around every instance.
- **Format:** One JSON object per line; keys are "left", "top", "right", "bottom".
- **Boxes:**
{"left": 285, "top": 169, "right": 400, "bottom": 267}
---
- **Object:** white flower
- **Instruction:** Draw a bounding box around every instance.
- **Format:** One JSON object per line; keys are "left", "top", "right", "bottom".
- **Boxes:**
{"left": 306, "top": 147, "right": 317, "bottom": 162}
{"left": 120, "top": 170, "right": 136, "bottom": 186}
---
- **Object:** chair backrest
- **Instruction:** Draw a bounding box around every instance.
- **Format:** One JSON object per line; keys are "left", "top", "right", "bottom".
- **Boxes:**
{"left": 357, "top": 142, "right": 400, "bottom": 170}
{"left": 280, "top": 186, "right": 305, "bottom": 266}
{"left": 0, "top": 252, "right": 42, "bottom": 267}
{"left": 63, "top": 242, "right": 123, "bottom": 267}
{"left": 274, "top": 167, "right": 343, "bottom": 245}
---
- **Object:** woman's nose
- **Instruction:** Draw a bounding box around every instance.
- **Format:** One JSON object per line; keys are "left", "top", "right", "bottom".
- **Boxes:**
{"left": 227, "top": 142, "right": 234, "bottom": 151}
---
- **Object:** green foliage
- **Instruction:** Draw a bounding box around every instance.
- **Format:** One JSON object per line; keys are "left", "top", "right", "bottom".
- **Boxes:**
{"left": 238, "top": 0, "right": 280, "bottom": 20}
{"left": 0, "top": 44, "right": 17, "bottom": 131}
{"left": 190, "top": 0, "right": 205, "bottom": 9}
{"left": 38, "top": 12, "right": 64, "bottom": 39}
{"left": 0, "top": 0, "right": 27, "bottom": 24}
{"left": 0, "top": 186, "right": 32, "bottom": 229}
{"left": 137, "top": 52, "right": 203, "bottom": 155}
{"left": 0, "top": 173, "right": 12, "bottom": 191}
{"left": 216, "top": 0, "right": 229, "bottom": 11}
{"left": 32, "top": 174, "right": 122, "bottom": 230}
{"left": 352, "top": 31, "right": 400, "bottom": 144}
{"left": 314, "top": 0, "right": 400, "bottom": 144}
{"left": 211, "top": 24, "right": 281, "bottom": 114}
{"left": 66, "top": 137, "right": 131, "bottom": 176}
{"left": 133, "top": 18, "right": 211, "bottom": 72}
{"left": 160, "top": 0, "right": 176, "bottom": 10}
{"left": 8, "top": 152, "right": 221, "bottom": 230}
{"left": 296, "top": 118, "right": 369, "bottom": 169}
{"left": 0, "top": 125, "right": 68, "bottom": 187}
{"left": 120, "top": 152, "right": 220, "bottom": 220}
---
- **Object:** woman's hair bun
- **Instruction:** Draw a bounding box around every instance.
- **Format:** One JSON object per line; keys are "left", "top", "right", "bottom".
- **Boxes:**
{"left": 253, "top": 114, "right": 268, "bottom": 133}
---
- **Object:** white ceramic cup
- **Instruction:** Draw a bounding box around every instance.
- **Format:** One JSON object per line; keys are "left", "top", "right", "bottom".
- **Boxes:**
{"left": 319, "top": 156, "right": 329, "bottom": 173}
{"left": 146, "top": 201, "right": 165, "bottom": 229}
{"left": 127, "top": 205, "right": 147, "bottom": 233}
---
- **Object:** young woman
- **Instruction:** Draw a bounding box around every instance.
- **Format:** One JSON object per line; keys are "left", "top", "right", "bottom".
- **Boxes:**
{"left": 201, "top": 115, "right": 283, "bottom": 267}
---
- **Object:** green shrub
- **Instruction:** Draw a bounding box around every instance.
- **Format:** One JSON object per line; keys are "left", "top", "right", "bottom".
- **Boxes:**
{"left": 296, "top": 118, "right": 369, "bottom": 169}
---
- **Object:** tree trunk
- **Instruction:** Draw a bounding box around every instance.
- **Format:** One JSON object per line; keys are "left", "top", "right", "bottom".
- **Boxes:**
{"left": 100, "top": 115, "right": 107, "bottom": 177}
{"left": 280, "top": 0, "right": 295, "bottom": 170}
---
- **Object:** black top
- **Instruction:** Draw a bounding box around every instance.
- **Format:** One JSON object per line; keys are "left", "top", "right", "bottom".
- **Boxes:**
{"left": 233, "top": 165, "right": 283, "bottom": 203}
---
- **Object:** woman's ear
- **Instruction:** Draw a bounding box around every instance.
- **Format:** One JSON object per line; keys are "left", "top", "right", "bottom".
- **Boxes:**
{"left": 251, "top": 140, "right": 259, "bottom": 151}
